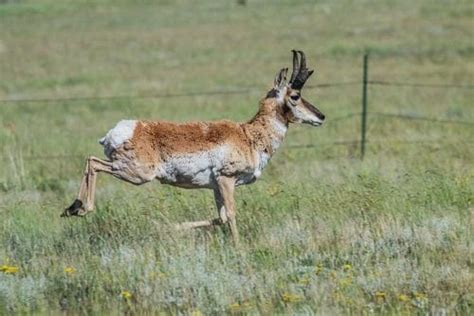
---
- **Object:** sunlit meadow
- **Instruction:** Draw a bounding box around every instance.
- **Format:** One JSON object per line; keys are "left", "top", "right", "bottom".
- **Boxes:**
{"left": 0, "top": 0, "right": 473, "bottom": 314}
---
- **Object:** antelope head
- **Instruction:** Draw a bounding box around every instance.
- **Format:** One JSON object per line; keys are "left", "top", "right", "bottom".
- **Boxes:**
{"left": 270, "top": 50, "right": 325, "bottom": 126}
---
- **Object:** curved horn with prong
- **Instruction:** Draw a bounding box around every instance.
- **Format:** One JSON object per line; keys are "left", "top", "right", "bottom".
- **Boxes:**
{"left": 289, "top": 50, "right": 314, "bottom": 90}
{"left": 289, "top": 50, "right": 300, "bottom": 84}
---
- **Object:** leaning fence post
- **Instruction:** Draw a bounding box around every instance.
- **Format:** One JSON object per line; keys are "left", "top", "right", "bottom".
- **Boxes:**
{"left": 360, "top": 53, "right": 369, "bottom": 160}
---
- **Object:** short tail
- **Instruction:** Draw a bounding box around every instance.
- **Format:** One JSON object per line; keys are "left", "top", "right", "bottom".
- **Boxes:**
{"left": 98, "top": 137, "right": 106, "bottom": 145}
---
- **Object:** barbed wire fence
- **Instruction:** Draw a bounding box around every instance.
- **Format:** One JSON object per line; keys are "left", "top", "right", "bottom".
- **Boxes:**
{"left": 1, "top": 53, "right": 473, "bottom": 162}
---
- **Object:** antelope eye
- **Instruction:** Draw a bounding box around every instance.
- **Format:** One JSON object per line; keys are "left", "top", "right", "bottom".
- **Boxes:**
{"left": 290, "top": 95, "right": 300, "bottom": 101}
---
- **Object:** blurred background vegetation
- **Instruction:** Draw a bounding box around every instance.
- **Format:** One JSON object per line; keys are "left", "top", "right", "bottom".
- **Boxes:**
{"left": 0, "top": 0, "right": 472, "bottom": 314}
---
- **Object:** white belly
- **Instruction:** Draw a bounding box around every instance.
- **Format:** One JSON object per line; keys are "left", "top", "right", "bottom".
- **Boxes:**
{"left": 156, "top": 146, "right": 228, "bottom": 189}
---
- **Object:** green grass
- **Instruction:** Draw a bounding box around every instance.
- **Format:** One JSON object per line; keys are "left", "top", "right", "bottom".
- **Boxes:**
{"left": 0, "top": 0, "right": 473, "bottom": 314}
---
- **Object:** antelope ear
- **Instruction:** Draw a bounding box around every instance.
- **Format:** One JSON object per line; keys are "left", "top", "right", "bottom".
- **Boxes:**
{"left": 273, "top": 68, "right": 288, "bottom": 90}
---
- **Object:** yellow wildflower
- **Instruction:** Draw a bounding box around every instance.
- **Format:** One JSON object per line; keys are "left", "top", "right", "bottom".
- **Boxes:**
{"left": 228, "top": 302, "right": 240, "bottom": 310}
{"left": 64, "top": 267, "right": 76, "bottom": 274}
{"left": 339, "top": 277, "right": 352, "bottom": 287}
{"left": 332, "top": 291, "right": 342, "bottom": 301}
{"left": 190, "top": 310, "right": 202, "bottom": 316}
{"left": 150, "top": 271, "right": 167, "bottom": 279}
{"left": 241, "top": 301, "right": 252, "bottom": 308}
{"left": 314, "top": 264, "right": 323, "bottom": 275}
{"left": 298, "top": 277, "right": 310, "bottom": 285}
{"left": 2, "top": 266, "right": 19, "bottom": 274}
{"left": 282, "top": 293, "right": 303, "bottom": 303}
{"left": 121, "top": 291, "right": 132, "bottom": 300}
{"left": 228, "top": 301, "right": 252, "bottom": 311}
{"left": 158, "top": 272, "right": 167, "bottom": 278}
{"left": 267, "top": 185, "right": 280, "bottom": 196}
{"left": 398, "top": 294, "right": 409, "bottom": 302}
{"left": 343, "top": 264, "right": 352, "bottom": 272}
{"left": 374, "top": 291, "right": 386, "bottom": 303}
{"left": 6, "top": 266, "right": 19, "bottom": 274}
{"left": 414, "top": 292, "right": 427, "bottom": 301}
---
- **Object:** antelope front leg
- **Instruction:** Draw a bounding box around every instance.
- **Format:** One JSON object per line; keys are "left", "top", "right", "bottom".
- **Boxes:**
{"left": 175, "top": 176, "right": 239, "bottom": 244}
{"left": 174, "top": 187, "right": 227, "bottom": 230}
{"left": 175, "top": 188, "right": 229, "bottom": 231}
{"left": 175, "top": 218, "right": 223, "bottom": 230}
{"left": 216, "top": 176, "right": 239, "bottom": 244}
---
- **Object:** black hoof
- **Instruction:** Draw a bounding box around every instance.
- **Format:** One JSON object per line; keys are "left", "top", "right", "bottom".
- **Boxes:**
{"left": 61, "top": 199, "right": 85, "bottom": 217}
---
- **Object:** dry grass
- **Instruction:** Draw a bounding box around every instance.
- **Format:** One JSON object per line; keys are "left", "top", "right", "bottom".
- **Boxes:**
{"left": 0, "top": 0, "right": 473, "bottom": 314}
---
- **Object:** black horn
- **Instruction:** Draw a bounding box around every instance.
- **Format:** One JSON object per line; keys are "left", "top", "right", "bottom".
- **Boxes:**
{"left": 289, "top": 50, "right": 300, "bottom": 84}
{"left": 289, "top": 50, "right": 314, "bottom": 90}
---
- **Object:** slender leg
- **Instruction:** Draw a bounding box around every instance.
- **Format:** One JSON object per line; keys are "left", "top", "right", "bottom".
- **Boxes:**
{"left": 66, "top": 157, "right": 240, "bottom": 244}
{"left": 216, "top": 176, "right": 239, "bottom": 244}
{"left": 85, "top": 163, "right": 97, "bottom": 211}
{"left": 174, "top": 178, "right": 234, "bottom": 229}
{"left": 84, "top": 157, "right": 113, "bottom": 211}
{"left": 175, "top": 218, "right": 223, "bottom": 230}
{"left": 214, "top": 188, "right": 228, "bottom": 223}
{"left": 175, "top": 177, "right": 239, "bottom": 243}
{"left": 62, "top": 156, "right": 114, "bottom": 217}
{"left": 174, "top": 189, "right": 226, "bottom": 230}
{"left": 76, "top": 160, "right": 88, "bottom": 203}
{"left": 63, "top": 159, "right": 90, "bottom": 216}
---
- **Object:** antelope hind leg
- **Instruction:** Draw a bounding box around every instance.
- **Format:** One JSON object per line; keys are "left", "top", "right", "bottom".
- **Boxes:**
{"left": 62, "top": 198, "right": 86, "bottom": 217}
{"left": 61, "top": 158, "right": 91, "bottom": 217}
{"left": 61, "top": 156, "right": 113, "bottom": 217}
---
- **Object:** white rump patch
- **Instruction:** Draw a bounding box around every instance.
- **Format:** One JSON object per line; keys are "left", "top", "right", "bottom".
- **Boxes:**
{"left": 99, "top": 120, "right": 137, "bottom": 158}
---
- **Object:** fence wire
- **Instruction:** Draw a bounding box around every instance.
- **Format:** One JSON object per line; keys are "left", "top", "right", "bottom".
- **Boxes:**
{"left": 2, "top": 112, "right": 473, "bottom": 162}
{"left": 287, "top": 139, "right": 474, "bottom": 150}
{"left": 369, "top": 112, "right": 474, "bottom": 126}
{"left": 368, "top": 80, "right": 474, "bottom": 89}
{"left": 328, "top": 112, "right": 473, "bottom": 126}
{"left": 4, "top": 137, "right": 472, "bottom": 161}
{"left": 0, "top": 79, "right": 471, "bottom": 104}
{"left": 0, "top": 82, "right": 359, "bottom": 104}
{"left": 1, "top": 76, "right": 473, "bottom": 162}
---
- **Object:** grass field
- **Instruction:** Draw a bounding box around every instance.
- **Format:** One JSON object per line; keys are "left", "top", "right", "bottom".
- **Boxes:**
{"left": 0, "top": 0, "right": 473, "bottom": 314}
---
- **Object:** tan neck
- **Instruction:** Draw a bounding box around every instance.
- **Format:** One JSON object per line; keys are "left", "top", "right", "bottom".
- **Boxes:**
{"left": 243, "top": 98, "right": 289, "bottom": 155}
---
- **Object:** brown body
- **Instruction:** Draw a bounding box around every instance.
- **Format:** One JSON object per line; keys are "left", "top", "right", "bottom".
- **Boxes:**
{"left": 103, "top": 98, "right": 294, "bottom": 190}
{"left": 63, "top": 50, "right": 325, "bottom": 244}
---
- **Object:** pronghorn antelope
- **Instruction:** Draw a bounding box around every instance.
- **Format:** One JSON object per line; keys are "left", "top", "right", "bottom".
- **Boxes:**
{"left": 62, "top": 50, "right": 325, "bottom": 242}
